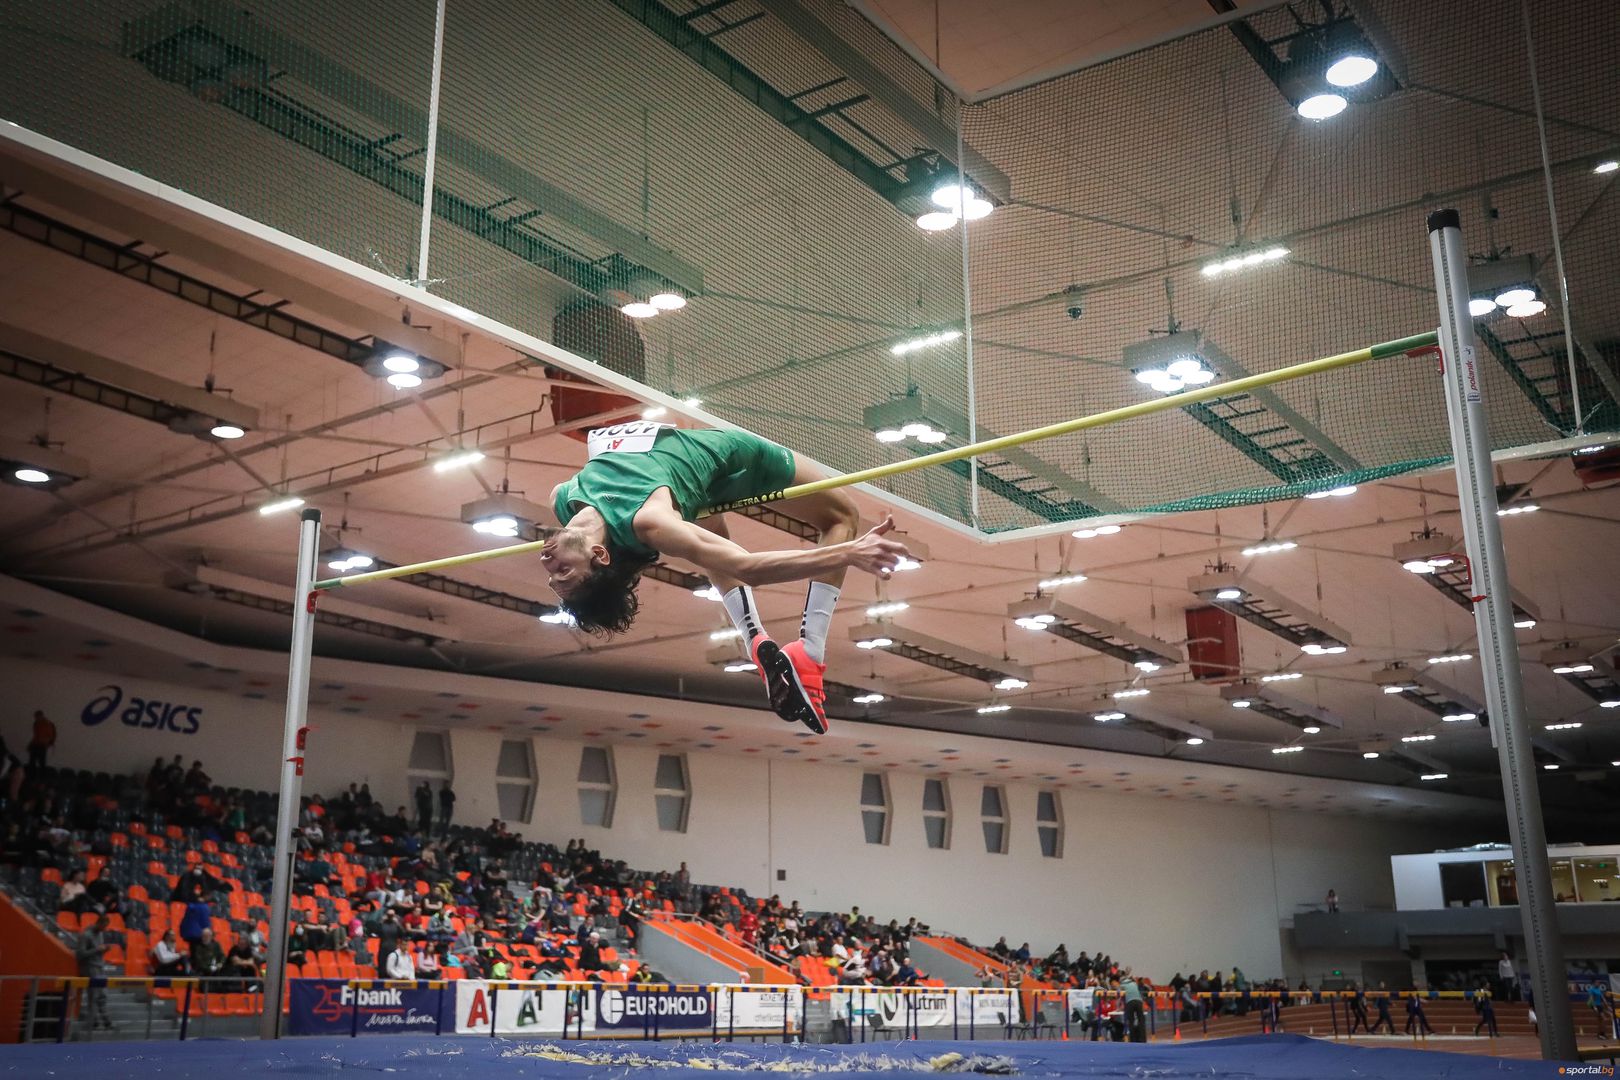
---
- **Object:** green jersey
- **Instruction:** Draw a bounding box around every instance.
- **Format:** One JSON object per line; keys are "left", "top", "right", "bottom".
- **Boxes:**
{"left": 552, "top": 424, "right": 796, "bottom": 558}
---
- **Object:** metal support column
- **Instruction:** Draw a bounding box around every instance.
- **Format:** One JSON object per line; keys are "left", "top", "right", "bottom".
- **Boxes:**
{"left": 259, "top": 508, "right": 322, "bottom": 1039}
{"left": 1426, "top": 209, "right": 1575, "bottom": 1061}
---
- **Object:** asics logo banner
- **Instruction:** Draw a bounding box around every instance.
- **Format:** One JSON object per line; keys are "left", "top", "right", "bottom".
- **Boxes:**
{"left": 80, "top": 684, "right": 203, "bottom": 735}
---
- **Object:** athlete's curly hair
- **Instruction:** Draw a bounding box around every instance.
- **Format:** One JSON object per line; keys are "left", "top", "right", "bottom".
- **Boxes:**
{"left": 559, "top": 548, "right": 655, "bottom": 636}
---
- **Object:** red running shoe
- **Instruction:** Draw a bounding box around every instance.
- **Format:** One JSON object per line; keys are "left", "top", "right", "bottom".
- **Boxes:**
{"left": 782, "top": 639, "right": 828, "bottom": 734}
{"left": 750, "top": 635, "right": 819, "bottom": 731}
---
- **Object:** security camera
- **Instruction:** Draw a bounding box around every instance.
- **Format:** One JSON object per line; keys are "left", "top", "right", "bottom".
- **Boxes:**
{"left": 1066, "top": 304, "right": 1084, "bottom": 320}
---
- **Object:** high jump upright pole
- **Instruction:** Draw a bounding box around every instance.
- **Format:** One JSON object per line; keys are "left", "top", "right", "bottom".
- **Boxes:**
{"left": 1427, "top": 209, "right": 1574, "bottom": 1061}
{"left": 259, "top": 507, "right": 322, "bottom": 1039}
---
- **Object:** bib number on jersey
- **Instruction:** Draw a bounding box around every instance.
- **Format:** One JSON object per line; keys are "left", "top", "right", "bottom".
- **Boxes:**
{"left": 587, "top": 421, "right": 671, "bottom": 458}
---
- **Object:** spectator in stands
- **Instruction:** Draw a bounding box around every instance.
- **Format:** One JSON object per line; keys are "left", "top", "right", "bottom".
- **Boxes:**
{"left": 485, "top": 950, "right": 509, "bottom": 980}
{"left": 151, "top": 929, "right": 188, "bottom": 976}
{"left": 183, "top": 760, "right": 211, "bottom": 794}
{"left": 578, "top": 930, "right": 609, "bottom": 977}
{"left": 191, "top": 928, "right": 225, "bottom": 979}
{"left": 891, "top": 953, "right": 920, "bottom": 987}
{"left": 385, "top": 942, "right": 416, "bottom": 980}
{"left": 373, "top": 909, "right": 403, "bottom": 965}
{"left": 1496, "top": 950, "right": 1518, "bottom": 1002}
{"left": 414, "top": 781, "right": 434, "bottom": 833}
{"left": 438, "top": 781, "right": 455, "bottom": 834}
{"left": 1012, "top": 941, "right": 1031, "bottom": 964}
{"left": 25, "top": 710, "right": 55, "bottom": 772}
{"left": 59, "top": 867, "right": 90, "bottom": 914}
{"left": 75, "top": 912, "right": 112, "bottom": 1029}
{"left": 287, "top": 920, "right": 309, "bottom": 969}
{"left": 178, "top": 887, "right": 212, "bottom": 947}
{"left": 990, "top": 936, "right": 1009, "bottom": 959}
{"left": 225, "top": 937, "right": 260, "bottom": 990}
{"left": 1325, "top": 888, "right": 1339, "bottom": 913}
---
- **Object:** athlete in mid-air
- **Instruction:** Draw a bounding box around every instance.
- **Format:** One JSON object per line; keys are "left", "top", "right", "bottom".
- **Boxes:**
{"left": 543, "top": 420, "right": 910, "bottom": 734}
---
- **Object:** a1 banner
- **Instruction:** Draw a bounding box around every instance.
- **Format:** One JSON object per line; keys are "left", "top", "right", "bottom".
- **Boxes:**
{"left": 286, "top": 978, "right": 451, "bottom": 1036}
{"left": 454, "top": 980, "right": 581, "bottom": 1035}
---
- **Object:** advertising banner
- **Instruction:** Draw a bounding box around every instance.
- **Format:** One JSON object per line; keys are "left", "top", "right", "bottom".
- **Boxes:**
{"left": 451, "top": 982, "right": 803, "bottom": 1036}
{"left": 712, "top": 986, "right": 802, "bottom": 1032}
{"left": 287, "top": 979, "right": 450, "bottom": 1036}
{"left": 454, "top": 980, "right": 579, "bottom": 1035}
{"left": 831, "top": 988, "right": 1018, "bottom": 1030}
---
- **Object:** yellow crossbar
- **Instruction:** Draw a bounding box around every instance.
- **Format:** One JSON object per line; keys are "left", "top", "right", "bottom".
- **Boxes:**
{"left": 312, "top": 330, "right": 1437, "bottom": 591}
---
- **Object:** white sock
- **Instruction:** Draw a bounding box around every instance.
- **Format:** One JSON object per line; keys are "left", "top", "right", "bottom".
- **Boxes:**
{"left": 798, "top": 582, "right": 840, "bottom": 664}
{"left": 722, "top": 586, "right": 769, "bottom": 645}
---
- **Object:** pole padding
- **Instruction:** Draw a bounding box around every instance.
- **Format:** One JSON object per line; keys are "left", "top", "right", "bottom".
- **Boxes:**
{"left": 313, "top": 330, "right": 1437, "bottom": 590}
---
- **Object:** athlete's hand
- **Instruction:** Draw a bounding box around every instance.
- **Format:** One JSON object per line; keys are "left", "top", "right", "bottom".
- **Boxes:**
{"left": 847, "top": 516, "right": 910, "bottom": 577}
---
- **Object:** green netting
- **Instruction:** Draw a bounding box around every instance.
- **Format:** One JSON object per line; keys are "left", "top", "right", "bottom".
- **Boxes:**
{"left": 3, "top": 0, "right": 1614, "bottom": 535}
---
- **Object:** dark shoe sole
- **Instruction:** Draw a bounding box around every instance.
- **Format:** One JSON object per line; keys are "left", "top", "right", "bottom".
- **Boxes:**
{"left": 755, "top": 638, "right": 818, "bottom": 729}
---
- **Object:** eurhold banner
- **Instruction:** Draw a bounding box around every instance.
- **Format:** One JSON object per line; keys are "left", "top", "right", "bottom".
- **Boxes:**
{"left": 287, "top": 979, "right": 451, "bottom": 1035}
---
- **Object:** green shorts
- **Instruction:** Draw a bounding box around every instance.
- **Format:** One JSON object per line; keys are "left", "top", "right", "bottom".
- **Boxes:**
{"left": 686, "top": 428, "right": 798, "bottom": 508}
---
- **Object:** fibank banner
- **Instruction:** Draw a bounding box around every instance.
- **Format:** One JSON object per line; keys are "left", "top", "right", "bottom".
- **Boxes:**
{"left": 452, "top": 982, "right": 801, "bottom": 1035}
{"left": 287, "top": 979, "right": 450, "bottom": 1035}
{"left": 80, "top": 683, "right": 204, "bottom": 735}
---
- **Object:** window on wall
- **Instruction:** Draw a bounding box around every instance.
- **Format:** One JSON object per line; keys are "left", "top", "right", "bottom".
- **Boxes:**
{"left": 981, "top": 785, "right": 1008, "bottom": 854}
{"left": 495, "top": 739, "right": 537, "bottom": 824}
{"left": 654, "top": 753, "right": 690, "bottom": 833}
{"left": 407, "top": 730, "right": 452, "bottom": 796}
{"left": 922, "top": 778, "right": 951, "bottom": 850}
{"left": 1036, "top": 789, "right": 1064, "bottom": 858}
{"left": 860, "top": 772, "right": 891, "bottom": 845}
{"left": 577, "top": 746, "right": 617, "bottom": 828}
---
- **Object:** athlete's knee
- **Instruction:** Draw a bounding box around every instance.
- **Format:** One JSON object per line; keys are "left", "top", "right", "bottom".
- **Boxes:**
{"left": 821, "top": 491, "right": 859, "bottom": 537}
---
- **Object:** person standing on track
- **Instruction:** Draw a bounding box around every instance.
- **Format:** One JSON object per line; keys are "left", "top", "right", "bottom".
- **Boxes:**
{"left": 545, "top": 422, "right": 909, "bottom": 734}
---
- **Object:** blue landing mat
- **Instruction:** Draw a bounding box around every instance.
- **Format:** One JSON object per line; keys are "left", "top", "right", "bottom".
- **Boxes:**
{"left": 0, "top": 1035, "right": 1571, "bottom": 1079}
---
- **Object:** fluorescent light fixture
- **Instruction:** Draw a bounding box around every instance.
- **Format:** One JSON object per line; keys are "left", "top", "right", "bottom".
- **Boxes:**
{"left": 1596, "top": 160, "right": 1619, "bottom": 174}
{"left": 1230, "top": 699, "right": 1252, "bottom": 709}
{"left": 13, "top": 467, "right": 49, "bottom": 484}
{"left": 1185, "top": 737, "right": 1205, "bottom": 746}
{"left": 1544, "top": 722, "right": 1582, "bottom": 731}
{"left": 852, "top": 692, "right": 885, "bottom": 705}
{"left": 1304, "top": 485, "right": 1357, "bottom": 499}
{"left": 709, "top": 628, "right": 743, "bottom": 641}
{"left": 977, "top": 703, "right": 1011, "bottom": 714}
{"left": 1427, "top": 654, "right": 1473, "bottom": 664}
{"left": 386, "top": 372, "right": 422, "bottom": 389}
{"left": 1497, "top": 504, "right": 1538, "bottom": 516}
{"left": 1201, "top": 246, "right": 1289, "bottom": 277}
{"left": 893, "top": 556, "right": 922, "bottom": 572}
{"left": 1071, "top": 524, "right": 1122, "bottom": 539}
{"left": 1215, "top": 587, "right": 1243, "bottom": 601}
{"left": 1300, "top": 642, "right": 1347, "bottom": 655}
{"left": 1037, "top": 573, "right": 1087, "bottom": 589}
{"left": 1112, "top": 688, "right": 1149, "bottom": 699}
{"left": 1419, "top": 773, "right": 1448, "bottom": 781}
{"left": 621, "top": 301, "right": 659, "bottom": 318}
{"left": 1552, "top": 663, "right": 1595, "bottom": 675}
{"left": 382, "top": 354, "right": 420, "bottom": 374}
{"left": 539, "top": 610, "right": 577, "bottom": 626}
{"left": 433, "top": 449, "right": 486, "bottom": 473}
{"left": 723, "top": 661, "right": 758, "bottom": 673}
{"left": 1514, "top": 618, "right": 1538, "bottom": 629}
{"left": 1325, "top": 55, "right": 1378, "bottom": 86}
{"left": 1363, "top": 751, "right": 1380, "bottom": 759}
{"left": 1271, "top": 745, "right": 1304, "bottom": 754}
{"left": 1241, "top": 541, "right": 1297, "bottom": 556}
{"left": 866, "top": 601, "right": 910, "bottom": 617}
{"left": 1092, "top": 711, "right": 1125, "bottom": 722}
{"left": 692, "top": 585, "right": 723, "bottom": 602}
{"left": 258, "top": 495, "right": 305, "bottom": 515}
{"left": 1301, "top": 725, "right": 1322, "bottom": 735}
{"left": 648, "top": 292, "right": 687, "bottom": 311}
{"left": 1261, "top": 672, "right": 1302, "bottom": 682}
{"left": 1441, "top": 713, "right": 1477, "bottom": 722}
{"left": 210, "top": 423, "right": 246, "bottom": 440}
{"left": 1401, "top": 734, "right": 1437, "bottom": 742}
{"left": 890, "top": 329, "right": 963, "bottom": 356}
{"left": 1544, "top": 764, "right": 1559, "bottom": 771}
{"left": 915, "top": 211, "right": 959, "bottom": 232}
{"left": 994, "top": 677, "right": 1028, "bottom": 691}
{"left": 855, "top": 636, "right": 894, "bottom": 650}
{"left": 1469, "top": 297, "right": 1497, "bottom": 317}
{"left": 1382, "top": 684, "right": 1412, "bottom": 694}
{"left": 1297, "top": 93, "right": 1347, "bottom": 120}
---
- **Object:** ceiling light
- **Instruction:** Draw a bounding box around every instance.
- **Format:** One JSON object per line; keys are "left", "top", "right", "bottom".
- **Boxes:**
{"left": 1037, "top": 573, "right": 1087, "bottom": 589}
{"left": 930, "top": 182, "right": 967, "bottom": 209}
{"left": 1149, "top": 374, "right": 1184, "bottom": 394}
{"left": 724, "top": 661, "right": 758, "bottom": 674}
{"left": 709, "top": 628, "right": 743, "bottom": 641}
{"left": 867, "top": 601, "right": 910, "bottom": 617}
{"left": 1300, "top": 642, "right": 1347, "bottom": 655}
{"left": 891, "top": 329, "right": 963, "bottom": 356}
{"left": 1297, "top": 93, "right": 1347, "bottom": 120}
{"left": 539, "top": 610, "right": 577, "bottom": 626}
{"left": 852, "top": 692, "right": 886, "bottom": 705}
{"left": 1514, "top": 618, "right": 1537, "bottom": 629}
{"left": 994, "top": 677, "right": 1028, "bottom": 691}
{"left": 434, "top": 449, "right": 486, "bottom": 473}
{"left": 1420, "top": 773, "right": 1448, "bottom": 781}
{"left": 1441, "top": 712, "right": 1477, "bottom": 722}
{"left": 386, "top": 372, "right": 422, "bottom": 389}
{"left": 471, "top": 515, "right": 519, "bottom": 537}
{"left": 1363, "top": 751, "right": 1380, "bottom": 759}
{"left": 961, "top": 197, "right": 993, "bottom": 221}
{"left": 621, "top": 301, "right": 659, "bottom": 318}
{"left": 649, "top": 292, "right": 687, "bottom": 311}
{"left": 1215, "top": 587, "right": 1244, "bottom": 601}
{"left": 1544, "top": 722, "right": 1582, "bottom": 731}
{"left": 1427, "top": 654, "right": 1473, "bottom": 664}
{"left": 682, "top": 397, "right": 703, "bottom": 409}
{"left": 1113, "top": 688, "right": 1149, "bottom": 699}
{"left": 1261, "top": 672, "right": 1303, "bottom": 682}
{"left": 915, "top": 428, "right": 948, "bottom": 444}
{"left": 1602, "top": 701, "right": 1620, "bottom": 709}
{"left": 382, "top": 354, "right": 420, "bottom": 374}
{"left": 1324, "top": 55, "right": 1378, "bottom": 87}
{"left": 1242, "top": 541, "right": 1298, "bottom": 556}
{"left": 258, "top": 495, "right": 305, "bottom": 515}
{"left": 1071, "top": 524, "right": 1121, "bottom": 539}
{"left": 1301, "top": 725, "right": 1322, "bottom": 734}
{"left": 893, "top": 556, "right": 922, "bottom": 572}
{"left": 1014, "top": 613, "right": 1058, "bottom": 631}
{"left": 1596, "top": 160, "right": 1619, "bottom": 174}
{"left": 855, "top": 636, "right": 894, "bottom": 650}
{"left": 1185, "top": 737, "right": 1205, "bottom": 746}
{"left": 915, "top": 211, "right": 959, "bottom": 232}
{"left": 1092, "top": 711, "right": 1125, "bottom": 722}
{"left": 1543, "top": 764, "right": 1559, "bottom": 771}
{"left": 1494, "top": 287, "right": 1536, "bottom": 307}
{"left": 1383, "top": 684, "right": 1411, "bottom": 694}
{"left": 1230, "top": 699, "right": 1252, "bottom": 709}
{"left": 1167, "top": 358, "right": 1204, "bottom": 379}
{"left": 875, "top": 429, "right": 906, "bottom": 443}
{"left": 900, "top": 423, "right": 930, "bottom": 438}
{"left": 1552, "top": 663, "right": 1595, "bottom": 675}
{"left": 1133, "top": 659, "right": 1161, "bottom": 673}
{"left": 1469, "top": 297, "right": 1497, "bottom": 318}
{"left": 977, "top": 703, "right": 1011, "bottom": 714}
{"left": 642, "top": 406, "right": 668, "bottom": 419}
{"left": 13, "top": 467, "right": 50, "bottom": 484}
{"left": 692, "top": 585, "right": 724, "bottom": 602}
{"left": 1401, "top": 734, "right": 1437, "bottom": 742}
{"left": 1401, "top": 559, "right": 1438, "bottom": 575}
{"left": 209, "top": 423, "right": 246, "bottom": 440}
{"left": 326, "top": 552, "right": 375, "bottom": 572}
{"left": 1271, "top": 745, "right": 1304, "bottom": 754}
{"left": 1497, "top": 504, "right": 1539, "bottom": 516}
{"left": 1505, "top": 299, "right": 1547, "bottom": 318}
{"left": 1200, "top": 246, "right": 1289, "bottom": 277}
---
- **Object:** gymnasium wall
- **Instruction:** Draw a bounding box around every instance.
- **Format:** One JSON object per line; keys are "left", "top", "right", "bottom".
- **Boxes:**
{"left": 0, "top": 653, "right": 1468, "bottom": 981}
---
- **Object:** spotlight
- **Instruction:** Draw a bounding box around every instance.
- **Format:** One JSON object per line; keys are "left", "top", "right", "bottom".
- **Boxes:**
{"left": 1596, "top": 160, "right": 1619, "bottom": 175}
{"left": 648, "top": 292, "right": 687, "bottom": 311}
{"left": 434, "top": 449, "right": 487, "bottom": 473}
{"left": 1603, "top": 701, "right": 1620, "bottom": 709}
{"left": 1544, "top": 764, "right": 1559, "bottom": 771}
{"left": 363, "top": 344, "right": 446, "bottom": 386}
{"left": 1301, "top": 725, "right": 1322, "bottom": 735}
{"left": 916, "top": 211, "right": 958, "bottom": 232}
{"left": 326, "top": 551, "right": 376, "bottom": 572}
{"left": 915, "top": 429, "right": 948, "bottom": 444}
{"left": 387, "top": 372, "right": 422, "bottom": 389}
{"left": 1505, "top": 299, "right": 1547, "bottom": 319}
{"left": 382, "top": 354, "right": 420, "bottom": 374}
{"left": 900, "top": 423, "right": 931, "bottom": 438}
{"left": 258, "top": 495, "right": 305, "bottom": 515}
{"left": 1469, "top": 298, "right": 1497, "bottom": 318}
{"left": 1300, "top": 642, "right": 1347, "bottom": 655}
{"left": 471, "top": 515, "right": 520, "bottom": 537}
{"left": 852, "top": 692, "right": 886, "bottom": 705}
{"left": 994, "top": 677, "right": 1028, "bottom": 691}
{"left": 1185, "top": 737, "right": 1205, "bottom": 746}
{"left": 1230, "top": 699, "right": 1252, "bottom": 709}
{"left": 210, "top": 423, "right": 246, "bottom": 440}
{"left": 1133, "top": 660, "right": 1161, "bottom": 673}
{"left": 1427, "top": 654, "right": 1473, "bottom": 665}
{"left": 875, "top": 429, "right": 906, "bottom": 444}
{"left": 1494, "top": 287, "right": 1536, "bottom": 307}
{"left": 1551, "top": 663, "right": 1595, "bottom": 675}
{"left": 13, "top": 468, "right": 49, "bottom": 484}
{"left": 642, "top": 406, "right": 668, "bottom": 419}
{"left": 1200, "top": 246, "right": 1289, "bottom": 277}
{"left": 1419, "top": 773, "right": 1448, "bottom": 781}
{"left": 977, "top": 704, "right": 1011, "bottom": 714}
{"left": 692, "top": 585, "right": 724, "bottom": 602}
{"left": 1297, "top": 93, "right": 1347, "bottom": 121}
{"left": 1324, "top": 55, "right": 1378, "bottom": 87}
{"left": 855, "top": 635, "right": 894, "bottom": 650}
{"left": 930, "top": 183, "right": 967, "bottom": 209}
{"left": 1215, "top": 587, "right": 1244, "bottom": 601}
{"left": 1363, "top": 751, "right": 1380, "bottom": 759}
{"left": 621, "top": 301, "right": 659, "bottom": 318}
{"left": 1071, "top": 525, "right": 1122, "bottom": 539}
{"left": 539, "top": 610, "right": 577, "bottom": 626}
{"left": 1092, "top": 711, "right": 1125, "bottom": 722}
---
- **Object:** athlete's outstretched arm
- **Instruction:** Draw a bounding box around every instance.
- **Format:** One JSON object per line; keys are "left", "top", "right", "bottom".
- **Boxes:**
{"left": 640, "top": 507, "right": 907, "bottom": 587}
